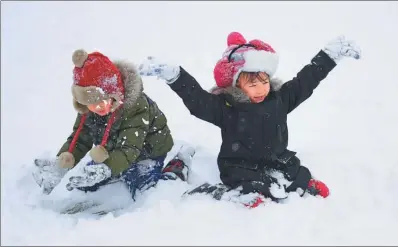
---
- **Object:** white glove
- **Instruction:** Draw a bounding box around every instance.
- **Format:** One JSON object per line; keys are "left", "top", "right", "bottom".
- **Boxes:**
{"left": 32, "top": 158, "right": 69, "bottom": 194}
{"left": 323, "top": 36, "right": 361, "bottom": 63}
{"left": 66, "top": 161, "right": 111, "bottom": 191}
{"left": 138, "top": 56, "right": 181, "bottom": 84}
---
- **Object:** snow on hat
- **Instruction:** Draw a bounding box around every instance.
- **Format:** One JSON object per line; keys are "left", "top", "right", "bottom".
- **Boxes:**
{"left": 213, "top": 32, "right": 279, "bottom": 88}
{"left": 71, "top": 49, "right": 124, "bottom": 114}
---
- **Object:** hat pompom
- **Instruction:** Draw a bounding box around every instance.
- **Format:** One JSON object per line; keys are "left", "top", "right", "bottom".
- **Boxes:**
{"left": 72, "top": 49, "right": 88, "bottom": 68}
{"left": 227, "top": 32, "right": 246, "bottom": 46}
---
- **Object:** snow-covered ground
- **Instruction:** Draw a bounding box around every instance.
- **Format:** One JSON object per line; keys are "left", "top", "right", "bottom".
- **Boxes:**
{"left": 2, "top": 1, "right": 398, "bottom": 245}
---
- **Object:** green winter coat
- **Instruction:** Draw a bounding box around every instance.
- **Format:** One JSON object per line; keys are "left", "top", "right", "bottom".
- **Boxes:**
{"left": 58, "top": 61, "right": 174, "bottom": 176}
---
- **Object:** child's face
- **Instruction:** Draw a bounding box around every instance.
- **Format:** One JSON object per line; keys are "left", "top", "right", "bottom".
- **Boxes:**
{"left": 237, "top": 72, "right": 270, "bottom": 103}
{"left": 87, "top": 98, "right": 113, "bottom": 116}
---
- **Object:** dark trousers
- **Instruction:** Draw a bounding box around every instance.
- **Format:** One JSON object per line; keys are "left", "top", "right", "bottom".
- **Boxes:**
{"left": 220, "top": 156, "right": 312, "bottom": 202}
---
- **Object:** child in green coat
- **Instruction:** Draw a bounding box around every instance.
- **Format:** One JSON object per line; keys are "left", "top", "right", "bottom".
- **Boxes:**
{"left": 33, "top": 50, "right": 193, "bottom": 200}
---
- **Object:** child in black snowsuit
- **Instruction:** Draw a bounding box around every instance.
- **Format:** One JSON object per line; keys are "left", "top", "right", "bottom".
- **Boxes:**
{"left": 139, "top": 33, "right": 361, "bottom": 205}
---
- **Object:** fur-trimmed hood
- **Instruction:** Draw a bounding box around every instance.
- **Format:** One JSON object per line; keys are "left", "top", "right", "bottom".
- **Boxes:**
{"left": 112, "top": 60, "right": 144, "bottom": 110}
{"left": 209, "top": 77, "right": 284, "bottom": 103}
{"left": 72, "top": 60, "right": 143, "bottom": 114}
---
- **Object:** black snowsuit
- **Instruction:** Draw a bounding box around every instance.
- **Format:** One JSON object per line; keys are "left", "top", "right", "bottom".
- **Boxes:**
{"left": 169, "top": 50, "right": 336, "bottom": 200}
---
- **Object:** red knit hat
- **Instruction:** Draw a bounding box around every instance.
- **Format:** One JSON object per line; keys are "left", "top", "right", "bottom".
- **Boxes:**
{"left": 71, "top": 50, "right": 124, "bottom": 114}
{"left": 213, "top": 32, "right": 279, "bottom": 88}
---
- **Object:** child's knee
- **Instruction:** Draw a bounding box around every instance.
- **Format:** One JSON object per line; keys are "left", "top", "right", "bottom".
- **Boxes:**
{"left": 280, "top": 155, "right": 301, "bottom": 181}
{"left": 276, "top": 156, "right": 313, "bottom": 195}
{"left": 284, "top": 165, "right": 312, "bottom": 195}
{"left": 121, "top": 159, "right": 165, "bottom": 200}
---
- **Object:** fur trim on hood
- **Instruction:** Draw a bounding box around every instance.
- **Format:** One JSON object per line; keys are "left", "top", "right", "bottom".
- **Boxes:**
{"left": 209, "top": 77, "right": 284, "bottom": 103}
{"left": 112, "top": 60, "right": 144, "bottom": 110}
{"left": 72, "top": 60, "right": 143, "bottom": 113}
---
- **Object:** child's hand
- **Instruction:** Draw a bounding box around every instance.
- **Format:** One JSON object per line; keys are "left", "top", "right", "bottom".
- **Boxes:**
{"left": 57, "top": 151, "right": 75, "bottom": 168}
{"left": 66, "top": 161, "right": 111, "bottom": 191}
{"left": 323, "top": 36, "right": 361, "bottom": 63}
{"left": 33, "top": 157, "right": 69, "bottom": 194}
{"left": 138, "top": 56, "right": 180, "bottom": 83}
{"left": 89, "top": 145, "right": 109, "bottom": 164}
{"left": 34, "top": 157, "right": 58, "bottom": 168}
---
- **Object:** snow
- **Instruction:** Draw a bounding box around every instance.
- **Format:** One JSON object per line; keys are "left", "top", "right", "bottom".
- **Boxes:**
{"left": 142, "top": 118, "right": 149, "bottom": 125}
{"left": 86, "top": 87, "right": 105, "bottom": 95}
{"left": 101, "top": 74, "right": 118, "bottom": 87}
{"left": 2, "top": 1, "right": 398, "bottom": 245}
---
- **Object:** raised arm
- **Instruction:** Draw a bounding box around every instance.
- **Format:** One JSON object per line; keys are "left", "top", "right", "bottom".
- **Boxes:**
{"left": 279, "top": 36, "right": 361, "bottom": 114}
{"left": 139, "top": 58, "right": 224, "bottom": 127}
{"left": 279, "top": 50, "right": 336, "bottom": 113}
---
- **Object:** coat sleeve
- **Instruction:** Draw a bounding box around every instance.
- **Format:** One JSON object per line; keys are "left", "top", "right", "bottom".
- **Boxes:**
{"left": 169, "top": 67, "right": 224, "bottom": 127}
{"left": 103, "top": 100, "right": 150, "bottom": 176}
{"left": 278, "top": 50, "right": 337, "bottom": 114}
{"left": 57, "top": 114, "right": 93, "bottom": 166}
